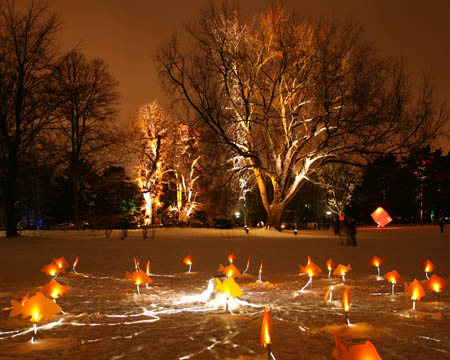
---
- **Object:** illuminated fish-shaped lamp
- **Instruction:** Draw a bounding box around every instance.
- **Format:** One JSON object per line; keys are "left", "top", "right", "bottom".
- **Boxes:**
{"left": 384, "top": 270, "right": 403, "bottom": 295}
{"left": 423, "top": 274, "right": 447, "bottom": 302}
{"left": 72, "top": 256, "right": 79, "bottom": 273}
{"left": 326, "top": 258, "right": 334, "bottom": 279}
{"left": 342, "top": 285, "right": 351, "bottom": 325}
{"left": 183, "top": 255, "right": 194, "bottom": 273}
{"left": 333, "top": 264, "right": 351, "bottom": 283}
{"left": 299, "top": 259, "right": 322, "bottom": 291}
{"left": 227, "top": 253, "right": 236, "bottom": 265}
{"left": 369, "top": 256, "right": 384, "bottom": 280}
{"left": 215, "top": 277, "right": 242, "bottom": 313}
{"left": 125, "top": 270, "right": 152, "bottom": 295}
{"left": 258, "top": 260, "right": 263, "bottom": 282}
{"left": 408, "top": 279, "right": 426, "bottom": 310}
{"left": 261, "top": 307, "right": 273, "bottom": 360}
{"left": 332, "top": 334, "right": 382, "bottom": 360}
{"left": 42, "top": 280, "right": 69, "bottom": 302}
{"left": 40, "top": 263, "right": 61, "bottom": 278}
{"left": 422, "top": 259, "right": 434, "bottom": 279}
{"left": 324, "top": 285, "right": 335, "bottom": 304}
{"left": 53, "top": 257, "right": 69, "bottom": 273}
{"left": 21, "top": 292, "right": 62, "bottom": 343}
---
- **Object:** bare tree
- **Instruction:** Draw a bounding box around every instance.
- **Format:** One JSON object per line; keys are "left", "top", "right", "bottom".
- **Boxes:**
{"left": 48, "top": 50, "right": 120, "bottom": 227}
{"left": 0, "top": 0, "right": 60, "bottom": 237}
{"left": 156, "top": 4, "right": 445, "bottom": 230}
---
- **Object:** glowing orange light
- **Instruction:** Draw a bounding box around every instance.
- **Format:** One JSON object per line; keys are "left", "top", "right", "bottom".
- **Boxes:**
{"left": 332, "top": 334, "right": 382, "bottom": 360}
{"left": 342, "top": 285, "right": 351, "bottom": 313}
{"left": 370, "top": 207, "right": 392, "bottom": 227}
{"left": 408, "top": 279, "right": 426, "bottom": 301}
{"left": 53, "top": 257, "right": 69, "bottom": 271}
{"left": 20, "top": 292, "right": 62, "bottom": 323}
{"left": 299, "top": 258, "right": 322, "bottom": 278}
{"left": 31, "top": 310, "right": 43, "bottom": 323}
{"left": 146, "top": 260, "right": 151, "bottom": 276}
{"left": 73, "top": 256, "right": 79, "bottom": 268}
{"left": 219, "top": 264, "right": 242, "bottom": 278}
{"left": 333, "top": 264, "right": 351, "bottom": 277}
{"left": 422, "top": 259, "right": 434, "bottom": 274}
{"left": 423, "top": 274, "right": 446, "bottom": 294}
{"left": 261, "top": 307, "right": 272, "bottom": 348}
{"left": 369, "top": 256, "right": 384, "bottom": 268}
{"left": 40, "top": 263, "right": 61, "bottom": 277}
{"left": 227, "top": 253, "right": 236, "bottom": 264}
{"left": 384, "top": 270, "right": 403, "bottom": 284}
{"left": 183, "top": 255, "right": 193, "bottom": 266}
{"left": 134, "top": 257, "right": 140, "bottom": 271}
{"left": 215, "top": 277, "right": 242, "bottom": 299}
{"left": 42, "top": 279, "right": 69, "bottom": 300}
{"left": 259, "top": 260, "right": 263, "bottom": 275}
{"left": 125, "top": 269, "right": 152, "bottom": 286}
{"left": 326, "top": 258, "right": 334, "bottom": 271}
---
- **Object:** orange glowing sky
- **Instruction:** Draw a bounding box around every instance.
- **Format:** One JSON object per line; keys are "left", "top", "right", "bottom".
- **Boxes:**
{"left": 15, "top": 0, "right": 450, "bottom": 151}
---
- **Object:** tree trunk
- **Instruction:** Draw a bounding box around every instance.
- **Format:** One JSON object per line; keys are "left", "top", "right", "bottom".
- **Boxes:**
{"left": 266, "top": 201, "right": 286, "bottom": 231}
{"left": 6, "top": 154, "right": 19, "bottom": 237}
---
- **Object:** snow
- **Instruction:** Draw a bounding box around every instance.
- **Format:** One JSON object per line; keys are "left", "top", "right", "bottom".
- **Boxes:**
{"left": 0, "top": 226, "right": 449, "bottom": 359}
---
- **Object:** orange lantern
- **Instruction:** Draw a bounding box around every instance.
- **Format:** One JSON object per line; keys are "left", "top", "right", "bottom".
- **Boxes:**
{"left": 423, "top": 274, "right": 447, "bottom": 302}
{"left": 384, "top": 270, "right": 404, "bottom": 295}
{"left": 72, "top": 256, "right": 79, "bottom": 273}
{"left": 333, "top": 264, "right": 352, "bottom": 283}
{"left": 299, "top": 257, "right": 322, "bottom": 291}
{"left": 40, "top": 263, "right": 61, "bottom": 278}
{"left": 370, "top": 207, "right": 392, "bottom": 227}
{"left": 258, "top": 260, "right": 263, "bottom": 282}
{"left": 42, "top": 279, "right": 69, "bottom": 301}
{"left": 422, "top": 259, "right": 434, "bottom": 279}
{"left": 53, "top": 257, "right": 69, "bottom": 272}
{"left": 227, "top": 253, "right": 236, "bottom": 265}
{"left": 369, "top": 256, "right": 385, "bottom": 280}
{"left": 407, "top": 279, "right": 426, "bottom": 310}
{"left": 342, "top": 285, "right": 351, "bottom": 325}
{"left": 218, "top": 263, "right": 242, "bottom": 278}
{"left": 332, "top": 334, "right": 382, "bottom": 360}
{"left": 183, "top": 255, "right": 195, "bottom": 272}
{"left": 261, "top": 307, "right": 272, "bottom": 358}
{"left": 125, "top": 269, "right": 152, "bottom": 294}
{"left": 326, "top": 258, "right": 334, "bottom": 278}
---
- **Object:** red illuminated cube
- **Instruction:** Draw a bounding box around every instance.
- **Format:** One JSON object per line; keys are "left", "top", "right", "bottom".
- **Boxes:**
{"left": 371, "top": 207, "right": 392, "bottom": 227}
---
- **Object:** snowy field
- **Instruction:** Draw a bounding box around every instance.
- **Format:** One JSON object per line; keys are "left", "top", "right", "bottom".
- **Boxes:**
{"left": 0, "top": 226, "right": 449, "bottom": 359}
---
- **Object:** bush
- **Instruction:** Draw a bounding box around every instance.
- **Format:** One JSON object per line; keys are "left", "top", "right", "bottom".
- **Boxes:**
{"left": 212, "top": 216, "right": 234, "bottom": 229}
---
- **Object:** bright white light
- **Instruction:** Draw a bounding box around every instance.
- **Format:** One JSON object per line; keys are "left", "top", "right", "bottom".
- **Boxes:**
{"left": 235, "top": 212, "right": 240, "bottom": 218}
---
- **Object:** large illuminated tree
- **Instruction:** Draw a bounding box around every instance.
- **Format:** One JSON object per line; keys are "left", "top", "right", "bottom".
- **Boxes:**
{"left": 134, "top": 101, "right": 171, "bottom": 225}
{"left": 157, "top": 4, "right": 445, "bottom": 230}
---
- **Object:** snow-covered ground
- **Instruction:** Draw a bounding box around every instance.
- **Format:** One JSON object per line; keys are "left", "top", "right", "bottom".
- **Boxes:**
{"left": 0, "top": 226, "right": 449, "bottom": 359}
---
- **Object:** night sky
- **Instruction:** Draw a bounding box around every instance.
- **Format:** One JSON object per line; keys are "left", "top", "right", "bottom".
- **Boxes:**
{"left": 16, "top": 0, "right": 450, "bottom": 150}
